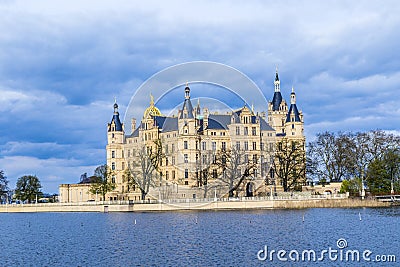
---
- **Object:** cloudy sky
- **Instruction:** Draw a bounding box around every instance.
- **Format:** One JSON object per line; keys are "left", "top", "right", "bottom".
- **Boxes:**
{"left": 1, "top": 0, "right": 399, "bottom": 193}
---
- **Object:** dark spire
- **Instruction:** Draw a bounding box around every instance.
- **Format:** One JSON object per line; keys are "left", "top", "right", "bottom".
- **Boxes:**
{"left": 286, "top": 87, "right": 301, "bottom": 123}
{"left": 180, "top": 83, "right": 194, "bottom": 119}
{"left": 275, "top": 66, "right": 279, "bottom": 81}
{"left": 109, "top": 99, "right": 123, "bottom": 132}
{"left": 272, "top": 68, "right": 282, "bottom": 111}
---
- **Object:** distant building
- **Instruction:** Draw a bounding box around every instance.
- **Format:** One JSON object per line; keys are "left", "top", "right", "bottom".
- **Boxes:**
{"left": 59, "top": 69, "right": 305, "bottom": 202}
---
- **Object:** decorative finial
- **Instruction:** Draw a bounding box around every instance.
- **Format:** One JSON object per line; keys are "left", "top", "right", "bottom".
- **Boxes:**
{"left": 114, "top": 96, "right": 117, "bottom": 104}
{"left": 150, "top": 93, "right": 154, "bottom": 106}
{"left": 251, "top": 103, "right": 254, "bottom": 113}
{"left": 292, "top": 86, "right": 294, "bottom": 93}
{"left": 186, "top": 81, "right": 189, "bottom": 87}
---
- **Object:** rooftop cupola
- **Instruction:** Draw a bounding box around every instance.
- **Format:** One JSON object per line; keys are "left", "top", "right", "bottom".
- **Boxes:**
{"left": 274, "top": 67, "right": 280, "bottom": 92}
{"left": 290, "top": 86, "right": 296, "bottom": 105}
{"left": 185, "top": 82, "right": 190, "bottom": 100}
{"left": 179, "top": 83, "right": 194, "bottom": 119}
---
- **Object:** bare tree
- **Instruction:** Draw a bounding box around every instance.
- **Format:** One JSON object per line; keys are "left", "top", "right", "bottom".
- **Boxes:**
{"left": 213, "top": 147, "right": 256, "bottom": 197}
{"left": 273, "top": 138, "right": 306, "bottom": 192}
{"left": 307, "top": 132, "right": 354, "bottom": 183}
{"left": 128, "top": 139, "right": 163, "bottom": 200}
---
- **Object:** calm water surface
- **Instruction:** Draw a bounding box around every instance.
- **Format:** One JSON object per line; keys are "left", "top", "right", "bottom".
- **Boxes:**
{"left": 1, "top": 207, "right": 399, "bottom": 266}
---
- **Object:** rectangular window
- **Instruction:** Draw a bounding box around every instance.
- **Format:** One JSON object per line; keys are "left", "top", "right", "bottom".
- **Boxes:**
{"left": 185, "top": 169, "right": 188, "bottom": 179}
{"left": 184, "top": 154, "right": 188, "bottom": 163}
{"left": 236, "top": 126, "right": 240, "bottom": 135}
{"left": 202, "top": 142, "right": 206, "bottom": 150}
{"left": 244, "top": 141, "right": 249, "bottom": 150}
{"left": 222, "top": 142, "right": 226, "bottom": 151}
{"left": 112, "top": 162, "right": 116, "bottom": 170}
{"left": 166, "top": 157, "right": 169, "bottom": 166}
{"left": 252, "top": 127, "right": 256, "bottom": 136}
{"left": 111, "top": 176, "right": 116, "bottom": 183}
{"left": 165, "top": 144, "right": 168, "bottom": 154}
{"left": 244, "top": 154, "right": 249, "bottom": 163}
{"left": 172, "top": 156, "right": 176, "bottom": 165}
{"left": 253, "top": 154, "right": 258, "bottom": 164}
{"left": 166, "top": 171, "right": 169, "bottom": 180}
{"left": 236, "top": 141, "right": 240, "bottom": 150}
{"left": 184, "top": 141, "right": 188, "bottom": 149}
{"left": 252, "top": 142, "right": 257, "bottom": 150}
{"left": 244, "top": 127, "right": 248, "bottom": 135}
{"left": 111, "top": 151, "right": 115, "bottom": 158}
{"left": 172, "top": 144, "right": 175, "bottom": 153}
{"left": 172, "top": 170, "right": 176, "bottom": 180}
{"left": 127, "top": 150, "right": 130, "bottom": 157}
{"left": 122, "top": 162, "right": 125, "bottom": 170}
{"left": 212, "top": 169, "right": 218, "bottom": 179}
{"left": 260, "top": 142, "right": 264, "bottom": 151}
{"left": 202, "top": 155, "right": 207, "bottom": 165}
{"left": 212, "top": 142, "right": 216, "bottom": 151}
{"left": 269, "top": 143, "right": 274, "bottom": 152}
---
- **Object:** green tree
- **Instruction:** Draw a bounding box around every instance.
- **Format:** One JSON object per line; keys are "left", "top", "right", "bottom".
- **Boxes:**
{"left": 339, "top": 179, "right": 361, "bottom": 195}
{"left": 15, "top": 175, "right": 42, "bottom": 203}
{"left": 366, "top": 149, "right": 400, "bottom": 194}
{"left": 89, "top": 165, "right": 116, "bottom": 201}
{"left": 0, "top": 170, "right": 9, "bottom": 203}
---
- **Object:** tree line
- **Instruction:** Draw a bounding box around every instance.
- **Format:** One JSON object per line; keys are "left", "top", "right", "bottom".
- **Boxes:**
{"left": 307, "top": 130, "right": 400, "bottom": 195}
{"left": 0, "top": 171, "right": 43, "bottom": 203}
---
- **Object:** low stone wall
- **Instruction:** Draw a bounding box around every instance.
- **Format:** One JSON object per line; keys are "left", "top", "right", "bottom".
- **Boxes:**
{"left": 0, "top": 198, "right": 390, "bottom": 213}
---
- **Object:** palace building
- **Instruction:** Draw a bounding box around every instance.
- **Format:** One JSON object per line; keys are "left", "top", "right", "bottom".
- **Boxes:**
{"left": 59, "top": 69, "right": 305, "bottom": 202}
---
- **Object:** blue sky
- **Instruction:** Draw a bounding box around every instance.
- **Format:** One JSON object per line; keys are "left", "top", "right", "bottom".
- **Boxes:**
{"left": 1, "top": 0, "right": 399, "bottom": 193}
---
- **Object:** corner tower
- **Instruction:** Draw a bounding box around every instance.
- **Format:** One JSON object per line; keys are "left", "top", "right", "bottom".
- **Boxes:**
{"left": 268, "top": 68, "right": 288, "bottom": 136}
{"left": 106, "top": 100, "right": 125, "bottom": 200}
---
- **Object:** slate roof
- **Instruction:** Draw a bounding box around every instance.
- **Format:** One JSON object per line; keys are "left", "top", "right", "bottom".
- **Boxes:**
{"left": 179, "top": 99, "right": 194, "bottom": 119}
{"left": 207, "top": 114, "right": 231, "bottom": 130}
{"left": 271, "top": 91, "right": 283, "bottom": 111}
{"left": 260, "top": 117, "right": 274, "bottom": 131}
{"left": 286, "top": 104, "right": 301, "bottom": 123}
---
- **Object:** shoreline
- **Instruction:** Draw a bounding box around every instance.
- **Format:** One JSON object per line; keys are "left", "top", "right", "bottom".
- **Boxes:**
{"left": 0, "top": 198, "right": 394, "bottom": 213}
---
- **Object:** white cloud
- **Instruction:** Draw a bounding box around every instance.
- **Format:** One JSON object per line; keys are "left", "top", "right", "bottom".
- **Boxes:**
{"left": 0, "top": 156, "right": 97, "bottom": 193}
{"left": 1, "top": 0, "right": 400, "bottom": 191}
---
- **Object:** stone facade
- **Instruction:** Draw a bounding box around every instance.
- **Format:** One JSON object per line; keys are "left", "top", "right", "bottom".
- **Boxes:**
{"left": 59, "top": 69, "right": 305, "bottom": 202}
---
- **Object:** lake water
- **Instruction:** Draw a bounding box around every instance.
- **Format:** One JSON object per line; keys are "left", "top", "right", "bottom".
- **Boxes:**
{"left": 1, "top": 207, "right": 399, "bottom": 266}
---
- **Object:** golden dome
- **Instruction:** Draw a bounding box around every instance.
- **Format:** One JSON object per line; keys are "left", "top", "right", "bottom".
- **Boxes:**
{"left": 143, "top": 93, "right": 161, "bottom": 118}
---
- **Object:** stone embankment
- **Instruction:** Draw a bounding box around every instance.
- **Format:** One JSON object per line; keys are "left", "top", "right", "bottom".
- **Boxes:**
{"left": 0, "top": 196, "right": 391, "bottom": 213}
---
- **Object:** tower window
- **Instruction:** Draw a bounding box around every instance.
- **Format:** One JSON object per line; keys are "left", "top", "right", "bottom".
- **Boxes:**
{"left": 184, "top": 141, "right": 188, "bottom": 149}
{"left": 184, "top": 154, "right": 188, "bottom": 163}
{"left": 111, "top": 151, "right": 115, "bottom": 158}
{"left": 112, "top": 162, "right": 116, "bottom": 170}
{"left": 202, "top": 142, "right": 206, "bottom": 150}
{"left": 252, "top": 127, "right": 256, "bottom": 136}
{"left": 185, "top": 169, "right": 188, "bottom": 179}
{"left": 222, "top": 142, "right": 226, "bottom": 151}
